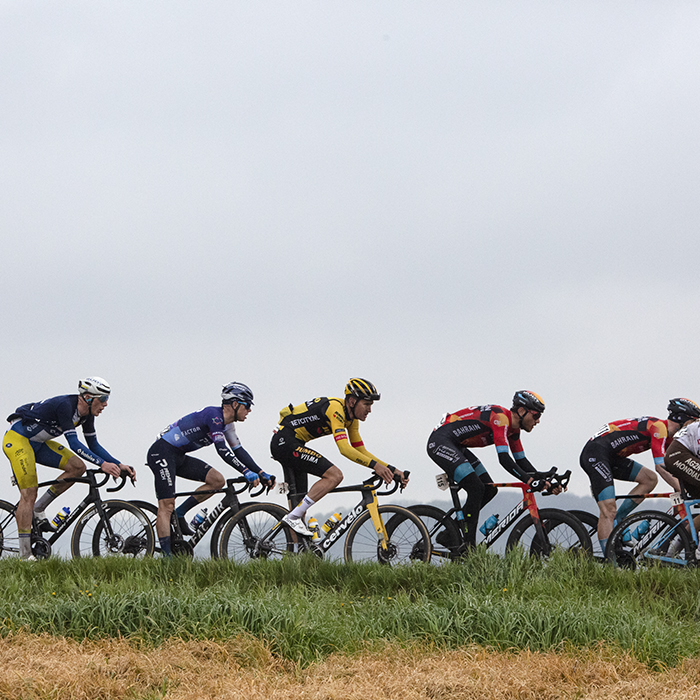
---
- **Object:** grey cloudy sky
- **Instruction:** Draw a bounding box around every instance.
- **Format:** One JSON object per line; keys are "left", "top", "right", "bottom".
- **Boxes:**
{"left": 2, "top": 1, "right": 700, "bottom": 513}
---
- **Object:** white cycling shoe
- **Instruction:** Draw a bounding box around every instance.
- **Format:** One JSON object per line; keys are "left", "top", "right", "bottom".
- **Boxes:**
{"left": 282, "top": 514, "right": 314, "bottom": 538}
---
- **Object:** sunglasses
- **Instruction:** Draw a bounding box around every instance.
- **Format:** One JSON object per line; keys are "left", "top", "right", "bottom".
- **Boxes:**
{"left": 529, "top": 410, "right": 541, "bottom": 420}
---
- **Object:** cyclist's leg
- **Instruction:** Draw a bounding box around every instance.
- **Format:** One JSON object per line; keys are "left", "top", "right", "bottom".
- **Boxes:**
{"left": 33, "top": 441, "right": 85, "bottom": 516}
{"left": 173, "top": 457, "right": 224, "bottom": 525}
{"left": 146, "top": 438, "right": 182, "bottom": 555}
{"left": 3, "top": 430, "right": 40, "bottom": 557}
{"left": 580, "top": 443, "right": 617, "bottom": 550}
{"left": 614, "top": 458, "right": 657, "bottom": 524}
{"left": 271, "top": 430, "right": 338, "bottom": 527}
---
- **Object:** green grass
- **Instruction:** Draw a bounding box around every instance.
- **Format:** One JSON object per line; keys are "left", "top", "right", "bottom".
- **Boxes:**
{"left": 2, "top": 550, "right": 700, "bottom": 667}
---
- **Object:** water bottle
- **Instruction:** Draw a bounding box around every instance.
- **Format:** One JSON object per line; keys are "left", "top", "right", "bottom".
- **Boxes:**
{"left": 321, "top": 513, "right": 342, "bottom": 533}
{"left": 307, "top": 517, "right": 321, "bottom": 541}
{"left": 632, "top": 521, "right": 649, "bottom": 540}
{"left": 190, "top": 508, "right": 208, "bottom": 530}
{"left": 621, "top": 528, "right": 632, "bottom": 543}
{"left": 479, "top": 513, "right": 499, "bottom": 536}
{"left": 51, "top": 506, "right": 70, "bottom": 529}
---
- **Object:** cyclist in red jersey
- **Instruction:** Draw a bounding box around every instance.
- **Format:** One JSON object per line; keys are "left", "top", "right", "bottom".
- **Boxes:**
{"left": 427, "top": 390, "right": 549, "bottom": 550}
{"left": 579, "top": 398, "right": 700, "bottom": 553}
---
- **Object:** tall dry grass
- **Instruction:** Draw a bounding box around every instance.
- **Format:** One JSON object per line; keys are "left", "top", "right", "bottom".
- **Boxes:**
{"left": 1, "top": 631, "right": 698, "bottom": 700}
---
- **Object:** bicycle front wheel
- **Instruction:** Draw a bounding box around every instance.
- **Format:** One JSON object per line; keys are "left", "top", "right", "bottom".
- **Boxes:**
{"left": 0, "top": 500, "right": 19, "bottom": 558}
{"left": 606, "top": 510, "right": 694, "bottom": 569}
{"left": 506, "top": 508, "right": 592, "bottom": 557}
{"left": 408, "top": 504, "right": 461, "bottom": 564}
{"left": 218, "top": 503, "right": 294, "bottom": 561}
{"left": 71, "top": 500, "right": 156, "bottom": 558}
{"left": 344, "top": 505, "right": 431, "bottom": 565}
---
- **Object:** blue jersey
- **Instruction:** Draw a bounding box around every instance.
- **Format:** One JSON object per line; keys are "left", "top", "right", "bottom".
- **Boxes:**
{"left": 7, "top": 394, "right": 120, "bottom": 467}
{"left": 158, "top": 406, "right": 261, "bottom": 474}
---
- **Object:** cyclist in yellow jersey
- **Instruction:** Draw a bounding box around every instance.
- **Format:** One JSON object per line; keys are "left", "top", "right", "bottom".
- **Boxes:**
{"left": 270, "top": 378, "right": 407, "bottom": 536}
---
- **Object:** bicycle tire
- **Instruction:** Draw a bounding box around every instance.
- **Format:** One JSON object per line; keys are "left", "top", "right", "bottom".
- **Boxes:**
{"left": 217, "top": 503, "right": 294, "bottom": 561}
{"left": 407, "top": 504, "right": 461, "bottom": 564}
{"left": 209, "top": 507, "right": 239, "bottom": 559}
{"left": 606, "top": 510, "right": 694, "bottom": 569}
{"left": 0, "top": 500, "right": 18, "bottom": 558}
{"left": 570, "top": 509, "right": 603, "bottom": 560}
{"left": 70, "top": 500, "right": 156, "bottom": 558}
{"left": 344, "top": 504, "right": 431, "bottom": 564}
{"left": 506, "top": 508, "right": 592, "bottom": 557}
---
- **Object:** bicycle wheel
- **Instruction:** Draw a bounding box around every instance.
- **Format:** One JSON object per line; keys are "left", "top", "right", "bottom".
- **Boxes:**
{"left": 606, "top": 510, "right": 694, "bottom": 569}
{"left": 129, "top": 500, "right": 161, "bottom": 554}
{"left": 0, "top": 500, "right": 19, "bottom": 558}
{"left": 408, "top": 504, "right": 461, "bottom": 564}
{"left": 506, "top": 508, "right": 592, "bottom": 557}
{"left": 344, "top": 505, "right": 431, "bottom": 564}
{"left": 218, "top": 503, "right": 294, "bottom": 561}
{"left": 570, "top": 509, "right": 603, "bottom": 560}
{"left": 70, "top": 500, "right": 155, "bottom": 558}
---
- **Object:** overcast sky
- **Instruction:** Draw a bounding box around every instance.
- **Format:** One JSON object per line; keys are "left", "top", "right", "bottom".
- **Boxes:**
{"left": 2, "top": 2, "right": 700, "bottom": 516}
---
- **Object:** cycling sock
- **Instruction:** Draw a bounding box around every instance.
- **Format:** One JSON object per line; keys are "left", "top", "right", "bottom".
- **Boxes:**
{"left": 599, "top": 537, "right": 608, "bottom": 554}
{"left": 615, "top": 498, "right": 638, "bottom": 523}
{"left": 289, "top": 495, "right": 315, "bottom": 519}
{"left": 19, "top": 532, "right": 31, "bottom": 559}
{"left": 159, "top": 536, "right": 172, "bottom": 556}
{"left": 175, "top": 496, "right": 200, "bottom": 518}
{"left": 34, "top": 486, "right": 60, "bottom": 513}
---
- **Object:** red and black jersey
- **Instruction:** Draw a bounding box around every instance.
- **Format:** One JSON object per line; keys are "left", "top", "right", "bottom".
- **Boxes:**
{"left": 431, "top": 405, "right": 526, "bottom": 455}
{"left": 587, "top": 417, "right": 668, "bottom": 464}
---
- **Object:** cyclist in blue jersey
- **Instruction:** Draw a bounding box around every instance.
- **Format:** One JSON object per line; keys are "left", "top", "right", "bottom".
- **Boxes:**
{"left": 3, "top": 377, "right": 135, "bottom": 560}
{"left": 146, "top": 382, "right": 275, "bottom": 556}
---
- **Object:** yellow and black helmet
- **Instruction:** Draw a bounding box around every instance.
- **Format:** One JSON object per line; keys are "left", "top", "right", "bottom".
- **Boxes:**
{"left": 345, "top": 378, "right": 381, "bottom": 401}
{"left": 512, "top": 390, "right": 545, "bottom": 414}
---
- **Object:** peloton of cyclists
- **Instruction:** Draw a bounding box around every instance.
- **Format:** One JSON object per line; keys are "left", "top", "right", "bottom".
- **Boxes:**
{"left": 146, "top": 382, "right": 274, "bottom": 556}
{"left": 426, "top": 390, "right": 551, "bottom": 552}
{"left": 579, "top": 397, "right": 700, "bottom": 555}
{"left": 270, "top": 378, "right": 407, "bottom": 537}
{"left": 2, "top": 377, "right": 135, "bottom": 560}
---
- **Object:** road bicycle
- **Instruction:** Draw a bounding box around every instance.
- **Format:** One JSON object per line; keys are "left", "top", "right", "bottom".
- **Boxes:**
{"left": 410, "top": 468, "right": 592, "bottom": 562}
{"left": 570, "top": 492, "right": 677, "bottom": 562}
{"left": 0, "top": 469, "right": 155, "bottom": 559}
{"left": 605, "top": 488, "right": 700, "bottom": 569}
{"left": 217, "top": 472, "right": 432, "bottom": 565}
{"left": 131, "top": 476, "right": 273, "bottom": 558}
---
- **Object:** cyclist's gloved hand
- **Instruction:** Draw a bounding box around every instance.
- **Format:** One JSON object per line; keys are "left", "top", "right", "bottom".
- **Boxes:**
{"left": 259, "top": 471, "right": 276, "bottom": 488}
{"left": 243, "top": 469, "right": 259, "bottom": 485}
{"left": 528, "top": 473, "right": 550, "bottom": 492}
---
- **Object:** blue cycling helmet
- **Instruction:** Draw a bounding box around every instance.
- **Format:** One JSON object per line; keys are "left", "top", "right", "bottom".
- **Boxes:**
{"left": 222, "top": 382, "right": 254, "bottom": 407}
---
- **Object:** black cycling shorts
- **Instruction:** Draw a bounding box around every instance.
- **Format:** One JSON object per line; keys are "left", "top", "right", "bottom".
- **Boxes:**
{"left": 270, "top": 428, "right": 333, "bottom": 506}
{"left": 146, "top": 438, "right": 212, "bottom": 501}
{"left": 579, "top": 441, "right": 639, "bottom": 501}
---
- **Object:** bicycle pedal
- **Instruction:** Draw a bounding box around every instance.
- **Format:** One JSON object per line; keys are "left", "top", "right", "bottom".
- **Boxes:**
{"left": 34, "top": 517, "right": 57, "bottom": 534}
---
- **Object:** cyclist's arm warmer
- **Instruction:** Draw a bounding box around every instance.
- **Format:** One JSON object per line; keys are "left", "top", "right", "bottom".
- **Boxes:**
{"left": 329, "top": 404, "right": 388, "bottom": 469}
{"left": 514, "top": 453, "right": 537, "bottom": 476}
{"left": 231, "top": 445, "right": 262, "bottom": 473}
{"left": 649, "top": 419, "right": 668, "bottom": 467}
{"left": 65, "top": 430, "right": 105, "bottom": 466}
{"left": 84, "top": 433, "right": 121, "bottom": 465}
{"left": 215, "top": 439, "right": 257, "bottom": 475}
{"left": 496, "top": 446, "right": 531, "bottom": 481}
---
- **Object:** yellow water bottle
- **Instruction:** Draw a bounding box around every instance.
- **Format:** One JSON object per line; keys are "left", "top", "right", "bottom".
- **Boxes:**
{"left": 321, "top": 513, "right": 342, "bottom": 533}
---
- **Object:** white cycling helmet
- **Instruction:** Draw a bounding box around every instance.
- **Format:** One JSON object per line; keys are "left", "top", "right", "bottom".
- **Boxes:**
{"left": 78, "top": 376, "right": 111, "bottom": 399}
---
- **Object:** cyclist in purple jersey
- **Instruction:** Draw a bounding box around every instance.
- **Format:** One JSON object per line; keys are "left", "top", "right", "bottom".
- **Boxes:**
{"left": 2, "top": 377, "right": 135, "bottom": 560}
{"left": 146, "top": 382, "right": 275, "bottom": 556}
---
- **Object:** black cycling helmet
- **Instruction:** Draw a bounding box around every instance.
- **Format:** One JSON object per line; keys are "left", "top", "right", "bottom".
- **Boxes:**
{"left": 345, "top": 378, "right": 381, "bottom": 401}
{"left": 221, "top": 382, "right": 254, "bottom": 407}
{"left": 512, "top": 390, "right": 545, "bottom": 414}
{"left": 667, "top": 397, "right": 700, "bottom": 424}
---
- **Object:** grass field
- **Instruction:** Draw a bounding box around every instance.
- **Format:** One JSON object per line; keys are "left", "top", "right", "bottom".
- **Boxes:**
{"left": 2, "top": 550, "right": 699, "bottom": 698}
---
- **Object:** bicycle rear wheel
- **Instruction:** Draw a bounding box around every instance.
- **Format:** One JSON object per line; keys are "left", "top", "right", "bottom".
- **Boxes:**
{"left": 0, "top": 500, "right": 19, "bottom": 557}
{"left": 344, "top": 505, "right": 431, "bottom": 564}
{"left": 606, "top": 510, "right": 694, "bottom": 569}
{"left": 217, "top": 503, "right": 294, "bottom": 561}
{"left": 506, "top": 508, "right": 592, "bottom": 557}
{"left": 570, "top": 509, "right": 603, "bottom": 560}
{"left": 408, "top": 504, "right": 461, "bottom": 564}
{"left": 71, "top": 500, "right": 155, "bottom": 558}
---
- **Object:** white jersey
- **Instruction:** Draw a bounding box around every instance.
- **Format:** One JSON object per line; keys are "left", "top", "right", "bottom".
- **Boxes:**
{"left": 673, "top": 421, "right": 700, "bottom": 457}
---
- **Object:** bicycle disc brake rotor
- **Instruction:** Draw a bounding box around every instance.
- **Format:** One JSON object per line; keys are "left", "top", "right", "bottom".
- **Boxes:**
{"left": 32, "top": 538, "right": 52, "bottom": 559}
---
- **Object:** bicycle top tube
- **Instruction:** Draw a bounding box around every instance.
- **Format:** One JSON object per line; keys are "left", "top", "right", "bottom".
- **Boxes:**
{"left": 170, "top": 477, "right": 269, "bottom": 501}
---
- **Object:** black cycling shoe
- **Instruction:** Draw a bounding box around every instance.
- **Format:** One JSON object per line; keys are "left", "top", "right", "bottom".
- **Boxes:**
{"left": 177, "top": 516, "right": 194, "bottom": 537}
{"left": 34, "top": 516, "right": 57, "bottom": 533}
